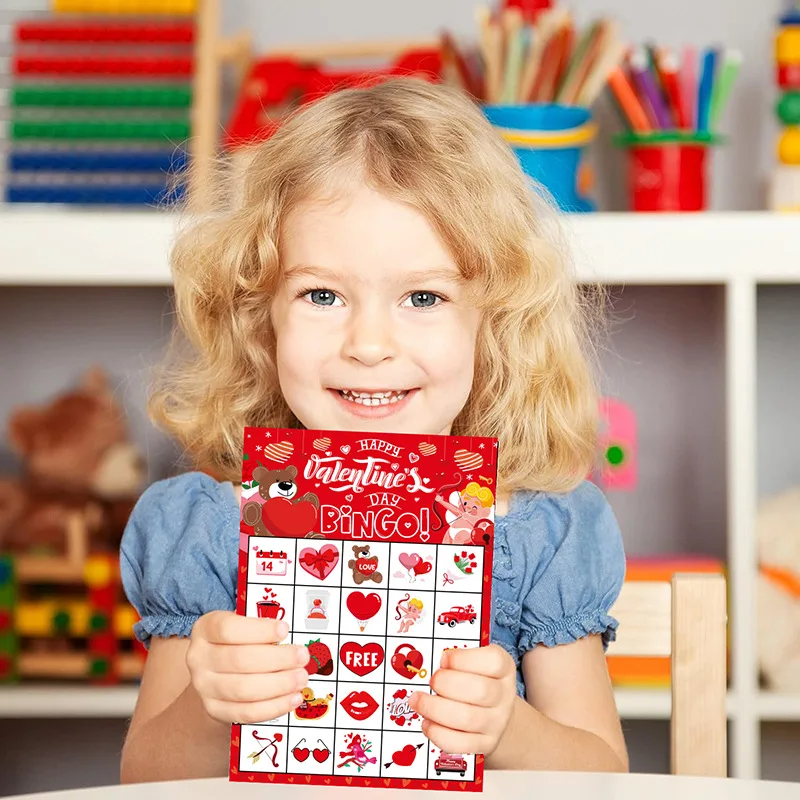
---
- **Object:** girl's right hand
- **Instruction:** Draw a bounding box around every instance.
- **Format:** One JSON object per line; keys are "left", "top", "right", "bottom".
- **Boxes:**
{"left": 186, "top": 611, "right": 310, "bottom": 724}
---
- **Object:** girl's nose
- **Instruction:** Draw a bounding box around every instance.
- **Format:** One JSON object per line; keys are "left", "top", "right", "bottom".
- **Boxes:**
{"left": 342, "top": 306, "right": 398, "bottom": 366}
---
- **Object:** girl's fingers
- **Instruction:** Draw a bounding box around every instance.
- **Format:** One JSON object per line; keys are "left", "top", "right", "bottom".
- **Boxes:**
{"left": 198, "top": 611, "right": 289, "bottom": 645}
{"left": 422, "top": 720, "right": 487, "bottom": 758}
{"left": 430, "top": 669, "right": 499, "bottom": 708}
{"left": 441, "top": 644, "right": 514, "bottom": 679}
{"left": 206, "top": 668, "right": 309, "bottom": 704}
{"left": 412, "top": 691, "right": 488, "bottom": 734}
{"left": 205, "top": 691, "right": 304, "bottom": 726}
{"left": 210, "top": 642, "right": 309, "bottom": 674}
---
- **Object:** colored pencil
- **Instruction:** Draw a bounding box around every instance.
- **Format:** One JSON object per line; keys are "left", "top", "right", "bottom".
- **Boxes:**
{"left": 709, "top": 49, "right": 741, "bottom": 129}
{"left": 629, "top": 48, "right": 673, "bottom": 129}
{"left": 696, "top": 46, "right": 718, "bottom": 133}
{"left": 444, "top": 4, "right": 631, "bottom": 110}
{"left": 576, "top": 28, "right": 626, "bottom": 106}
{"left": 607, "top": 65, "right": 653, "bottom": 132}
{"left": 657, "top": 50, "right": 687, "bottom": 128}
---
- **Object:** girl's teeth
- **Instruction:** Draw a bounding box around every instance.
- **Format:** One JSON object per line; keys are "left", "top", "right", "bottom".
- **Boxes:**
{"left": 340, "top": 390, "right": 408, "bottom": 406}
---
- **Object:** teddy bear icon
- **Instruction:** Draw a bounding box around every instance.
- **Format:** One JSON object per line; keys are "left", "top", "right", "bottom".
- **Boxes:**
{"left": 241, "top": 465, "right": 323, "bottom": 539}
{"left": 348, "top": 544, "right": 383, "bottom": 585}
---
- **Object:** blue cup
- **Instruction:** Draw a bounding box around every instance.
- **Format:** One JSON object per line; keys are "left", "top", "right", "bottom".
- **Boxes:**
{"left": 483, "top": 103, "right": 597, "bottom": 212}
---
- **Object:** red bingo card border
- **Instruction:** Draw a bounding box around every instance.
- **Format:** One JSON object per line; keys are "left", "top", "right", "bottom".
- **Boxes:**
{"left": 229, "top": 427, "right": 498, "bottom": 792}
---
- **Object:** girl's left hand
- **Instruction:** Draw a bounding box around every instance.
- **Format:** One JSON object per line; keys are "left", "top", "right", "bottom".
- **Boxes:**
{"left": 410, "top": 644, "right": 516, "bottom": 756}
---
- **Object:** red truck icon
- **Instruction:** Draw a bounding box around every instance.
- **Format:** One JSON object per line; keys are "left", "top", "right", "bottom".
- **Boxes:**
{"left": 437, "top": 605, "right": 477, "bottom": 627}
{"left": 434, "top": 752, "right": 468, "bottom": 776}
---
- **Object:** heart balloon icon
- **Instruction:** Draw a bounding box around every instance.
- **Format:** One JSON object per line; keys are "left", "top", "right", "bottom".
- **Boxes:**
{"left": 346, "top": 591, "right": 382, "bottom": 632}
{"left": 398, "top": 552, "right": 421, "bottom": 571}
{"left": 413, "top": 560, "right": 432, "bottom": 576}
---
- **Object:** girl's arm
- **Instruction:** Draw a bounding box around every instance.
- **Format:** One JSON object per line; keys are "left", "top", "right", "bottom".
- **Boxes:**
{"left": 121, "top": 638, "right": 229, "bottom": 782}
{"left": 487, "top": 634, "right": 628, "bottom": 772}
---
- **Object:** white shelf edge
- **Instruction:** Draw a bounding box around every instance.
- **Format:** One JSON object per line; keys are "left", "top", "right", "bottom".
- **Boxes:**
{"left": 0, "top": 685, "right": 744, "bottom": 721}
{"left": 0, "top": 210, "right": 799, "bottom": 286}
{"left": 0, "top": 685, "right": 139, "bottom": 718}
{"left": 757, "top": 692, "right": 800, "bottom": 721}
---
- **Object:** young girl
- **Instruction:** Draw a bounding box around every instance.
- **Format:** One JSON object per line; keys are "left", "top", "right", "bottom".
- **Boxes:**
{"left": 119, "top": 77, "right": 628, "bottom": 782}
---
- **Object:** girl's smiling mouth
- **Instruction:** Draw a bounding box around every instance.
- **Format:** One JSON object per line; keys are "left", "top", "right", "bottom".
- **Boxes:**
{"left": 330, "top": 388, "right": 418, "bottom": 418}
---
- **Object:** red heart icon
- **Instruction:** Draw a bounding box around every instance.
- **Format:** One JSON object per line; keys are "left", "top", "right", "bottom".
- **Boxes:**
{"left": 393, "top": 744, "right": 418, "bottom": 767}
{"left": 298, "top": 544, "right": 340, "bottom": 580}
{"left": 390, "top": 643, "right": 424, "bottom": 680}
{"left": 312, "top": 747, "right": 329, "bottom": 763}
{"left": 293, "top": 747, "right": 309, "bottom": 762}
{"left": 340, "top": 641, "right": 384, "bottom": 677}
{"left": 346, "top": 591, "right": 382, "bottom": 624}
{"left": 262, "top": 497, "right": 317, "bottom": 537}
{"left": 413, "top": 560, "right": 432, "bottom": 576}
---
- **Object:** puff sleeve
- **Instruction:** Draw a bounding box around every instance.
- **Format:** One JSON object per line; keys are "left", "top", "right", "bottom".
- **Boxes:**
{"left": 493, "top": 481, "right": 625, "bottom": 662}
{"left": 120, "top": 471, "right": 240, "bottom": 647}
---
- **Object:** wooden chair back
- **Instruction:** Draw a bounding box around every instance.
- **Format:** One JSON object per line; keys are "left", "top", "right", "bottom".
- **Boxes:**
{"left": 607, "top": 572, "right": 728, "bottom": 777}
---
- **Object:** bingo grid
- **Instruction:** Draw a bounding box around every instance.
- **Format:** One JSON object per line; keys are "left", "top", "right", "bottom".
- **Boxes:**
{"left": 239, "top": 536, "right": 487, "bottom": 781}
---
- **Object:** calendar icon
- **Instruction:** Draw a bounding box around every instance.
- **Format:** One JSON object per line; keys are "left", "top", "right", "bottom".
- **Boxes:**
{"left": 255, "top": 550, "right": 290, "bottom": 577}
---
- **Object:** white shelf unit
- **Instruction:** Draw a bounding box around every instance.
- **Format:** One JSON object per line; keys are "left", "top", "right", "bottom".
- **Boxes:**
{"left": 0, "top": 209, "right": 799, "bottom": 784}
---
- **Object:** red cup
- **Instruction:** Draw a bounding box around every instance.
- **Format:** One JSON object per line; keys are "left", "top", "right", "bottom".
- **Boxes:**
{"left": 627, "top": 142, "right": 709, "bottom": 212}
{"left": 257, "top": 601, "right": 285, "bottom": 620}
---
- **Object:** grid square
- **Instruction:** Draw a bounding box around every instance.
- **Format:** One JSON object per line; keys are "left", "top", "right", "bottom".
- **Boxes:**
{"left": 340, "top": 587, "right": 388, "bottom": 637}
{"left": 385, "top": 637, "right": 433, "bottom": 687}
{"left": 295, "top": 540, "right": 344, "bottom": 587}
{"left": 293, "top": 586, "right": 341, "bottom": 636}
{"left": 430, "top": 639, "right": 477, "bottom": 677}
{"left": 432, "top": 592, "right": 482, "bottom": 641}
{"left": 338, "top": 635, "right": 386, "bottom": 684}
{"left": 292, "top": 632, "right": 338, "bottom": 681}
{"left": 333, "top": 729, "right": 382, "bottom": 778}
{"left": 342, "top": 541, "right": 390, "bottom": 589}
{"left": 428, "top": 746, "right": 476, "bottom": 781}
{"left": 387, "top": 588, "right": 435, "bottom": 639}
{"left": 380, "top": 730, "right": 429, "bottom": 779}
{"left": 239, "top": 725, "right": 288, "bottom": 773}
{"left": 436, "top": 545, "right": 485, "bottom": 594}
{"left": 245, "top": 583, "right": 292, "bottom": 642}
{"left": 286, "top": 728, "right": 334, "bottom": 775}
{"left": 383, "top": 684, "right": 429, "bottom": 732}
{"left": 337, "top": 682, "right": 384, "bottom": 730}
{"left": 247, "top": 537, "right": 297, "bottom": 586}
{"left": 290, "top": 680, "right": 337, "bottom": 728}
{"left": 388, "top": 542, "right": 437, "bottom": 592}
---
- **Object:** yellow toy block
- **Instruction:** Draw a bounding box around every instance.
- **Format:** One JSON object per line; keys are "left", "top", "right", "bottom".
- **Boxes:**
{"left": 16, "top": 601, "right": 136, "bottom": 638}
{"left": 52, "top": 0, "right": 197, "bottom": 14}
{"left": 777, "top": 26, "right": 800, "bottom": 65}
{"left": 778, "top": 127, "right": 800, "bottom": 165}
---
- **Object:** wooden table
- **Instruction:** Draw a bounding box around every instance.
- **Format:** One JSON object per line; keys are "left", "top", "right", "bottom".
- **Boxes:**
{"left": 7, "top": 772, "right": 800, "bottom": 799}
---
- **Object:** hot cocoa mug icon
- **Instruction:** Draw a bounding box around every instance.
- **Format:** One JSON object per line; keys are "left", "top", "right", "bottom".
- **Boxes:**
{"left": 257, "top": 600, "right": 286, "bottom": 620}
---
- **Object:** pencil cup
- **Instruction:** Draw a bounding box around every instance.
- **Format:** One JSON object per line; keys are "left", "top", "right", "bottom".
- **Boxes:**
{"left": 616, "top": 132, "right": 721, "bottom": 212}
{"left": 483, "top": 103, "right": 598, "bottom": 212}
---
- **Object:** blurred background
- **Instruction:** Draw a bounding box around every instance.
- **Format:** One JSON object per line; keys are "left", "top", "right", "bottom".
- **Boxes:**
{"left": 0, "top": 0, "right": 799, "bottom": 794}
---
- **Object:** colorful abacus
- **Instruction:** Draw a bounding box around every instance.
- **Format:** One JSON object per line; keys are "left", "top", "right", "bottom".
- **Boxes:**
{"left": 2, "top": 0, "right": 229, "bottom": 207}
{"left": 772, "top": 5, "right": 800, "bottom": 210}
{"left": 0, "top": 511, "right": 146, "bottom": 684}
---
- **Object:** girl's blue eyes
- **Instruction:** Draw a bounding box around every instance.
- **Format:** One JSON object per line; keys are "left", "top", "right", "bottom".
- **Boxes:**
{"left": 303, "top": 289, "right": 443, "bottom": 309}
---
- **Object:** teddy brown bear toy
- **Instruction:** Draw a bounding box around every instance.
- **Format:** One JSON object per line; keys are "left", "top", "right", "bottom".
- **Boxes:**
{"left": 0, "top": 367, "right": 146, "bottom": 556}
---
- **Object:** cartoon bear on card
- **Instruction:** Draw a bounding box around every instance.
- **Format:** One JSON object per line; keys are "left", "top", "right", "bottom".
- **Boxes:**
{"left": 241, "top": 465, "right": 322, "bottom": 538}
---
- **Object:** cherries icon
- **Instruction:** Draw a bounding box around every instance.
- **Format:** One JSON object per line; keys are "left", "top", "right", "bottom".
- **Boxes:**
{"left": 292, "top": 738, "right": 330, "bottom": 764}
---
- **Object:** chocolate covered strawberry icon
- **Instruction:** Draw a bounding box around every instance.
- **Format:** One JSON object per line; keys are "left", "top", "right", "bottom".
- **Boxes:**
{"left": 304, "top": 639, "right": 333, "bottom": 676}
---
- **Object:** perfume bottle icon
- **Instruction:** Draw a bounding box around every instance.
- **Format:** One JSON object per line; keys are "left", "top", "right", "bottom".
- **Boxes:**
{"left": 306, "top": 589, "right": 330, "bottom": 630}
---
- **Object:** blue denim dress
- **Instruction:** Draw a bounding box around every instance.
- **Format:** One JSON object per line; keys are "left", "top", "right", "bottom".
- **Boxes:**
{"left": 120, "top": 472, "right": 625, "bottom": 698}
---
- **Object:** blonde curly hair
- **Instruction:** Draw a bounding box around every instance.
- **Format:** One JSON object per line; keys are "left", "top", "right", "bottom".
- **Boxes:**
{"left": 150, "top": 77, "right": 604, "bottom": 495}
